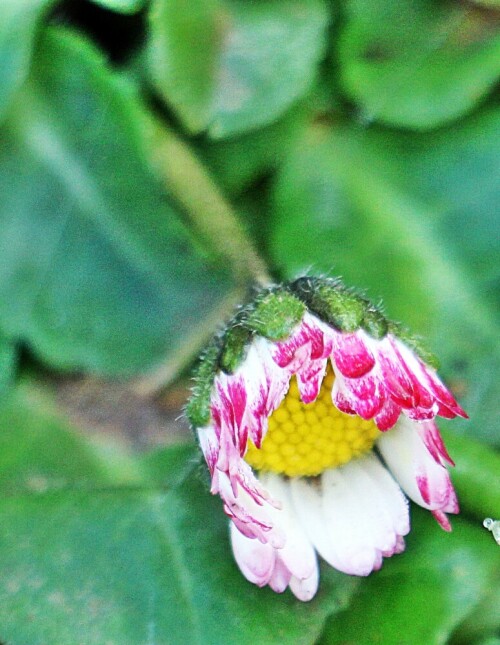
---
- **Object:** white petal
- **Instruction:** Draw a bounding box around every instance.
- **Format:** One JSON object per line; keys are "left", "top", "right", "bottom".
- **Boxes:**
{"left": 268, "top": 556, "right": 291, "bottom": 593}
{"left": 289, "top": 565, "right": 319, "bottom": 602}
{"left": 289, "top": 477, "right": 346, "bottom": 572}
{"left": 378, "top": 416, "right": 458, "bottom": 513}
{"left": 291, "top": 456, "right": 408, "bottom": 577}
{"left": 320, "top": 466, "right": 381, "bottom": 576}
{"left": 259, "top": 473, "right": 318, "bottom": 582}
{"left": 230, "top": 522, "right": 275, "bottom": 586}
{"left": 354, "top": 453, "right": 410, "bottom": 538}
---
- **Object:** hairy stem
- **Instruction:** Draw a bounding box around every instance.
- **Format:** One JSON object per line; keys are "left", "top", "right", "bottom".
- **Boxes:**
{"left": 147, "top": 119, "right": 272, "bottom": 287}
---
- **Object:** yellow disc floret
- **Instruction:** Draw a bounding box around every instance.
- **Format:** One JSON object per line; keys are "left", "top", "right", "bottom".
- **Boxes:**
{"left": 245, "top": 364, "right": 379, "bottom": 477}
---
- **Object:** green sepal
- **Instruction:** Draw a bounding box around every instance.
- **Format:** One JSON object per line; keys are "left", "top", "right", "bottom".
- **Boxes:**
{"left": 289, "top": 276, "right": 367, "bottom": 333}
{"left": 219, "top": 324, "right": 253, "bottom": 374}
{"left": 361, "top": 306, "right": 388, "bottom": 339}
{"left": 187, "top": 275, "right": 440, "bottom": 430}
{"left": 388, "top": 322, "right": 439, "bottom": 369}
{"left": 186, "top": 339, "right": 221, "bottom": 428}
{"left": 245, "top": 287, "right": 306, "bottom": 341}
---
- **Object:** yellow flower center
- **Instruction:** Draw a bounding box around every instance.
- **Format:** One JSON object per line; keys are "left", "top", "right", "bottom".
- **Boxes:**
{"left": 245, "top": 364, "right": 380, "bottom": 477}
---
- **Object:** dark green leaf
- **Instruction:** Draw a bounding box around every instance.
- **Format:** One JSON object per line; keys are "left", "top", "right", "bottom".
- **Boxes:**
{"left": 319, "top": 508, "right": 500, "bottom": 645}
{"left": 0, "top": 27, "right": 232, "bottom": 375}
{"left": 147, "top": 0, "right": 330, "bottom": 138}
{"left": 337, "top": 0, "right": 500, "bottom": 129}
{"left": 0, "top": 386, "right": 359, "bottom": 645}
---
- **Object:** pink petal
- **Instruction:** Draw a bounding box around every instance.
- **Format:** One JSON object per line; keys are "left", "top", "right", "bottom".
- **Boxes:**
{"left": 296, "top": 358, "right": 328, "bottom": 404}
{"left": 332, "top": 332, "right": 376, "bottom": 378}
{"left": 432, "top": 510, "right": 452, "bottom": 532}
{"left": 378, "top": 417, "right": 459, "bottom": 529}
{"left": 271, "top": 313, "right": 332, "bottom": 369}
{"left": 417, "top": 420, "right": 455, "bottom": 467}
{"left": 424, "top": 369, "right": 468, "bottom": 419}
{"left": 375, "top": 400, "right": 401, "bottom": 431}
{"left": 377, "top": 339, "right": 417, "bottom": 407}
{"left": 333, "top": 372, "right": 385, "bottom": 419}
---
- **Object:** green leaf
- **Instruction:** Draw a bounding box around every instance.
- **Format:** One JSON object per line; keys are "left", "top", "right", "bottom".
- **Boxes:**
{"left": 147, "top": 0, "right": 329, "bottom": 138}
{"left": 0, "top": 385, "right": 359, "bottom": 645}
{"left": 441, "top": 429, "right": 500, "bottom": 523}
{"left": 0, "top": 0, "right": 57, "bottom": 122}
{"left": 319, "top": 508, "right": 500, "bottom": 645}
{"left": 0, "top": 27, "right": 232, "bottom": 376}
{"left": 269, "top": 112, "right": 500, "bottom": 444}
{"left": 88, "top": 0, "right": 146, "bottom": 14}
{"left": 337, "top": 0, "right": 500, "bottom": 129}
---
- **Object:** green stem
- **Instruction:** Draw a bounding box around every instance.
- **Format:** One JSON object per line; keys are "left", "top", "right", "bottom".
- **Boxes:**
{"left": 147, "top": 119, "right": 272, "bottom": 287}
{"left": 441, "top": 428, "right": 500, "bottom": 521}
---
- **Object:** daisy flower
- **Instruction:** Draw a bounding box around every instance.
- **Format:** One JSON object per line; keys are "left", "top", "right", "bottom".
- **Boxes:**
{"left": 187, "top": 277, "right": 467, "bottom": 601}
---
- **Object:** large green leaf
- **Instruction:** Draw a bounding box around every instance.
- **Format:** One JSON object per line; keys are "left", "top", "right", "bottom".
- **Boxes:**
{"left": 337, "top": 0, "right": 500, "bottom": 129}
{"left": 0, "top": 384, "right": 359, "bottom": 645}
{"left": 269, "top": 111, "right": 500, "bottom": 444}
{"left": 147, "top": 0, "right": 329, "bottom": 138}
{"left": 319, "top": 508, "right": 500, "bottom": 645}
{"left": 0, "top": 27, "right": 232, "bottom": 375}
{"left": 0, "top": 0, "right": 57, "bottom": 122}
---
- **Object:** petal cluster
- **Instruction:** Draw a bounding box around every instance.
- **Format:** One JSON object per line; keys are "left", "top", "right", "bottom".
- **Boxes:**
{"left": 192, "top": 291, "right": 466, "bottom": 600}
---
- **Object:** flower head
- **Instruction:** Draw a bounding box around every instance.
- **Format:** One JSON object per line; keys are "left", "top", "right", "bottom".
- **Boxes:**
{"left": 187, "top": 277, "right": 467, "bottom": 601}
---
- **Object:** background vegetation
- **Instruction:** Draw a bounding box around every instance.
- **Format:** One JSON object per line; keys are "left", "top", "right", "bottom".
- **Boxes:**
{"left": 0, "top": 0, "right": 499, "bottom": 643}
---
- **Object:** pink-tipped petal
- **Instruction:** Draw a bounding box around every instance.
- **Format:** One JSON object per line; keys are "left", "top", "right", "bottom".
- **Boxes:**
{"left": 378, "top": 417, "right": 459, "bottom": 527}
{"left": 271, "top": 313, "right": 332, "bottom": 370}
{"left": 417, "top": 420, "right": 455, "bottom": 467}
{"left": 374, "top": 400, "right": 401, "bottom": 431}
{"left": 332, "top": 331, "right": 376, "bottom": 378}
{"left": 219, "top": 473, "right": 285, "bottom": 548}
{"left": 432, "top": 510, "right": 452, "bottom": 532}
{"left": 332, "top": 372, "right": 385, "bottom": 420}
{"left": 296, "top": 358, "right": 328, "bottom": 404}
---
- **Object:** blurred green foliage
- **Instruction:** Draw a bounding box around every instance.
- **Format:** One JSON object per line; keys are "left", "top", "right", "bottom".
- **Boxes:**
{"left": 0, "top": 0, "right": 499, "bottom": 643}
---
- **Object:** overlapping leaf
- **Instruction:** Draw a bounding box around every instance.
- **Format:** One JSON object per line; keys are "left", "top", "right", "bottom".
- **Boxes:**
{"left": 0, "top": 27, "right": 232, "bottom": 375}
{"left": 337, "top": 0, "right": 500, "bottom": 129}
{"left": 147, "top": 0, "right": 329, "bottom": 138}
